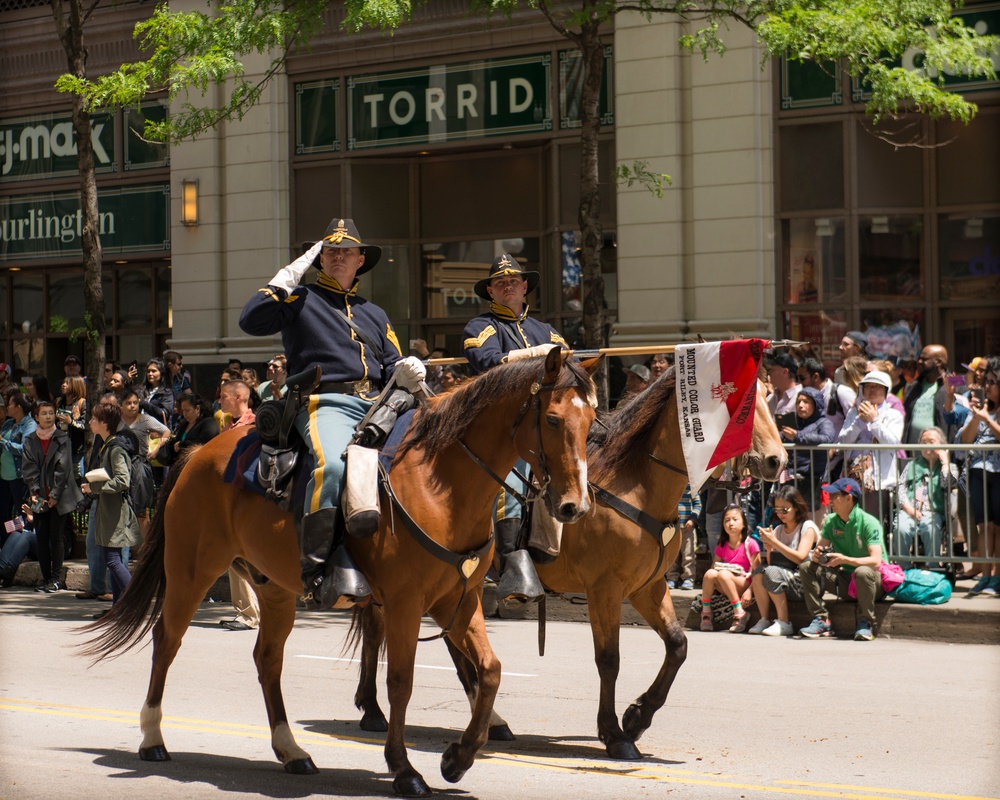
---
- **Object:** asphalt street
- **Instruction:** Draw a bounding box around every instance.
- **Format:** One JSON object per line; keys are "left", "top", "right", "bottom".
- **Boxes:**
{"left": 1, "top": 587, "right": 998, "bottom": 800}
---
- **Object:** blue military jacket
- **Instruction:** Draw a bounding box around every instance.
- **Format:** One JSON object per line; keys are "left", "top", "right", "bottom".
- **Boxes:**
{"left": 463, "top": 302, "right": 568, "bottom": 375}
{"left": 239, "top": 272, "right": 402, "bottom": 391}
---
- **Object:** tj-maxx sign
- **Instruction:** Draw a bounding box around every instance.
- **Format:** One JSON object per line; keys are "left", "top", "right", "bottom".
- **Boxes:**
{"left": 0, "top": 112, "right": 115, "bottom": 181}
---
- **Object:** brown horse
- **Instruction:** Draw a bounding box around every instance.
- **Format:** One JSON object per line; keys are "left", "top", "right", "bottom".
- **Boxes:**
{"left": 353, "top": 371, "right": 786, "bottom": 759}
{"left": 81, "top": 347, "right": 596, "bottom": 797}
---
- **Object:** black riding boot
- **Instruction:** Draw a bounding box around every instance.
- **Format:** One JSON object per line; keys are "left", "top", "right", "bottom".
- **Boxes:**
{"left": 495, "top": 518, "right": 544, "bottom": 603}
{"left": 299, "top": 507, "right": 372, "bottom": 608}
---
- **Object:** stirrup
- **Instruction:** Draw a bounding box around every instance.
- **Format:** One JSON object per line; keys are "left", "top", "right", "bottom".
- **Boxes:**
{"left": 497, "top": 549, "right": 544, "bottom": 604}
{"left": 315, "top": 545, "right": 372, "bottom": 608}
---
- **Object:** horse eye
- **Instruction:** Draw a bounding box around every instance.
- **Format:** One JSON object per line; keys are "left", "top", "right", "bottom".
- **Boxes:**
{"left": 546, "top": 414, "right": 560, "bottom": 429}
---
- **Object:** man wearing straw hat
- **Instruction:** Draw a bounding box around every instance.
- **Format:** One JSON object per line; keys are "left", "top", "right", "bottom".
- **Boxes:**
{"left": 463, "top": 253, "right": 569, "bottom": 603}
{"left": 240, "top": 217, "right": 426, "bottom": 607}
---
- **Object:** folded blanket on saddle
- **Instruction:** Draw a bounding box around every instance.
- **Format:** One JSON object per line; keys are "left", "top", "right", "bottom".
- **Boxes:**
{"left": 222, "top": 409, "right": 417, "bottom": 503}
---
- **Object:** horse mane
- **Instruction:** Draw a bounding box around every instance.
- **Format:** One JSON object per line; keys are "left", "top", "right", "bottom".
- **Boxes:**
{"left": 397, "top": 356, "right": 594, "bottom": 463}
{"left": 588, "top": 367, "right": 676, "bottom": 482}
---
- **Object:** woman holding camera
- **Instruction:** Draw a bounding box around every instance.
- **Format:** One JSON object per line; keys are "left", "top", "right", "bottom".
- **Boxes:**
{"left": 748, "top": 486, "right": 819, "bottom": 636}
{"left": 21, "top": 401, "right": 83, "bottom": 592}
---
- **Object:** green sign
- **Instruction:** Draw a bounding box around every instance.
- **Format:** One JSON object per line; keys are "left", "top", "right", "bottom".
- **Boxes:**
{"left": 559, "top": 46, "right": 615, "bottom": 128}
{"left": 296, "top": 79, "right": 340, "bottom": 154}
{"left": 0, "top": 111, "right": 116, "bottom": 183}
{"left": 125, "top": 103, "right": 170, "bottom": 171}
{"left": 347, "top": 54, "right": 552, "bottom": 150}
{"left": 781, "top": 58, "right": 843, "bottom": 109}
{"left": 853, "top": 4, "right": 1000, "bottom": 100}
{"left": 0, "top": 183, "right": 170, "bottom": 261}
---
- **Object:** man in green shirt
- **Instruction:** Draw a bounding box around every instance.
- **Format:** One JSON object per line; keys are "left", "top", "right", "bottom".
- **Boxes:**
{"left": 798, "top": 477, "right": 887, "bottom": 641}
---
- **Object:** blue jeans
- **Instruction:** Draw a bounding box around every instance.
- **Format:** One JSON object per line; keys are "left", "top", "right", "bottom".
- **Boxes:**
{"left": 294, "top": 393, "right": 371, "bottom": 514}
{"left": 86, "top": 501, "right": 130, "bottom": 594}
{"left": 101, "top": 546, "right": 131, "bottom": 603}
{"left": 494, "top": 458, "right": 531, "bottom": 523}
{"left": 0, "top": 527, "right": 36, "bottom": 579}
{"left": 894, "top": 510, "right": 943, "bottom": 569}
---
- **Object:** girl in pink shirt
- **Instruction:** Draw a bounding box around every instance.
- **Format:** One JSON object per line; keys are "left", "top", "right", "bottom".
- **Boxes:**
{"left": 700, "top": 503, "right": 761, "bottom": 633}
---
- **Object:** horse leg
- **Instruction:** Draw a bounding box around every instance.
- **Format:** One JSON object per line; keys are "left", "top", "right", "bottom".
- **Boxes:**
{"left": 587, "top": 586, "right": 641, "bottom": 760}
{"left": 355, "top": 603, "right": 389, "bottom": 733}
{"left": 438, "top": 599, "right": 502, "bottom": 784}
{"left": 139, "top": 582, "right": 210, "bottom": 761}
{"left": 382, "top": 603, "right": 430, "bottom": 797}
{"left": 621, "top": 580, "right": 688, "bottom": 743}
{"left": 250, "top": 581, "right": 318, "bottom": 774}
{"left": 444, "top": 636, "right": 514, "bottom": 742}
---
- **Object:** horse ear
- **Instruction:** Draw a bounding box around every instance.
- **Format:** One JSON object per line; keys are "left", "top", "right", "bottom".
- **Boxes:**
{"left": 579, "top": 355, "right": 604, "bottom": 376}
{"left": 544, "top": 344, "right": 562, "bottom": 377}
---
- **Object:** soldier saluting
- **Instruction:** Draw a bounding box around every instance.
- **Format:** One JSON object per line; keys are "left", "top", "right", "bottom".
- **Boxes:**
{"left": 240, "top": 218, "right": 425, "bottom": 607}
{"left": 463, "top": 253, "right": 569, "bottom": 603}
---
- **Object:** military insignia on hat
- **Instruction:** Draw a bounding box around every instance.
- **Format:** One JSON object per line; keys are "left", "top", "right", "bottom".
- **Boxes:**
{"left": 301, "top": 217, "right": 382, "bottom": 276}
{"left": 474, "top": 253, "right": 540, "bottom": 300}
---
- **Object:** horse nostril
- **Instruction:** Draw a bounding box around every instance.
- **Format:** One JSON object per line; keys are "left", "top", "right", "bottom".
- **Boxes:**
{"left": 765, "top": 455, "right": 782, "bottom": 474}
{"left": 559, "top": 502, "right": 577, "bottom": 519}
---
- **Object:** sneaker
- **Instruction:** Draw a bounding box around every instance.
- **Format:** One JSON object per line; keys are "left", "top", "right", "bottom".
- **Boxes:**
{"left": 968, "top": 576, "right": 991, "bottom": 596}
{"left": 42, "top": 580, "right": 61, "bottom": 594}
{"left": 748, "top": 617, "right": 772, "bottom": 635}
{"left": 728, "top": 610, "right": 750, "bottom": 633}
{"left": 666, "top": 580, "right": 676, "bottom": 589}
{"left": 681, "top": 579, "right": 694, "bottom": 590}
{"left": 763, "top": 620, "right": 794, "bottom": 637}
{"left": 854, "top": 620, "right": 875, "bottom": 641}
{"left": 799, "top": 617, "right": 833, "bottom": 638}
{"left": 982, "top": 577, "right": 1000, "bottom": 597}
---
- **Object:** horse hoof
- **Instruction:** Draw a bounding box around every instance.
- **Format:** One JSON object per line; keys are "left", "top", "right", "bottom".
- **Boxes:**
{"left": 605, "top": 739, "right": 643, "bottom": 760}
{"left": 139, "top": 745, "right": 171, "bottom": 762}
{"left": 359, "top": 710, "right": 388, "bottom": 733}
{"left": 392, "top": 771, "right": 432, "bottom": 797}
{"left": 622, "top": 703, "right": 648, "bottom": 742}
{"left": 440, "top": 743, "right": 468, "bottom": 784}
{"left": 284, "top": 757, "right": 319, "bottom": 775}
{"left": 488, "top": 724, "right": 516, "bottom": 742}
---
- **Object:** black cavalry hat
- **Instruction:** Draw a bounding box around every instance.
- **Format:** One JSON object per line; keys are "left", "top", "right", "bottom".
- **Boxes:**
{"left": 473, "top": 253, "right": 540, "bottom": 300}
{"left": 302, "top": 218, "right": 381, "bottom": 276}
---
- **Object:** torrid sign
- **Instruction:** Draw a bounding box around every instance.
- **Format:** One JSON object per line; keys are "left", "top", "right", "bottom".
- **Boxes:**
{"left": 0, "top": 112, "right": 116, "bottom": 182}
{"left": 347, "top": 54, "right": 551, "bottom": 150}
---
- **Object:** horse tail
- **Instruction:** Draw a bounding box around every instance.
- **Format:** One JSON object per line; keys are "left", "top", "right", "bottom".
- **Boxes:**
{"left": 346, "top": 602, "right": 387, "bottom": 659}
{"left": 78, "top": 448, "right": 194, "bottom": 663}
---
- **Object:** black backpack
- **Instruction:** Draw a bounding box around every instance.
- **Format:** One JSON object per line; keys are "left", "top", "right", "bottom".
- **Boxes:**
{"left": 110, "top": 432, "right": 156, "bottom": 513}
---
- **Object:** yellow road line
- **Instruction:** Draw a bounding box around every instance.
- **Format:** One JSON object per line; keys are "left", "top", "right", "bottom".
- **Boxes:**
{"left": 0, "top": 696, "right": 992, "bottom": 800}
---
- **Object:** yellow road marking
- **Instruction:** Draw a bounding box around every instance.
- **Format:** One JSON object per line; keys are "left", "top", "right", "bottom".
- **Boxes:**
{"left": 0, "top": 697, "right": 993, "bottom": 800}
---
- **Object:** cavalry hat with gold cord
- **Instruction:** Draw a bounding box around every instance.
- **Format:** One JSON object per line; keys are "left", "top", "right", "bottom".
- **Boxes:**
{"left": 302, "top": 218, "right": 382, "bottom": 276}
{"left": 473, "top": 253, "right": 540, "bottom": 300}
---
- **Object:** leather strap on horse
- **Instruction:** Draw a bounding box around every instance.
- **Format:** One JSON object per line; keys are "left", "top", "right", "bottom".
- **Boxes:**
{"left": 381, "top": 467, "right": 494, "bottom": 642}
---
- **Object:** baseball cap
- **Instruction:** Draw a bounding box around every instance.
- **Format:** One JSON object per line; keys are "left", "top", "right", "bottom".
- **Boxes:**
{"left": 0, "top": 362, "right": 10, "bottom": 375}
{"left": 623, "top": 364, "right": 650, "bottom": 382}
{"left": 64, "top": 354, "right": 82, "bottom": 365}
{"left": 962, "top": 357, "right": 986, "bottom": 372}
{"left": 845, "top": 331, "right": 868, "bottom": 350}
{"left": 860, "top": 371, "right": 892, "bottom": 391}
{"left": 823, "top": 477, "right": 862, "bottom": 499}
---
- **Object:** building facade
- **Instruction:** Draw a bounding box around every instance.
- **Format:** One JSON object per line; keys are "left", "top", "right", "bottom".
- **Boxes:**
{"left": 1, "top": 0, "right": 997, "bottom": 392}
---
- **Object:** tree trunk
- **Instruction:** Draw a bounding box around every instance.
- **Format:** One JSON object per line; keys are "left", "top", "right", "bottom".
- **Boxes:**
{"left": 577, "top": 21, "right": 608, "bottom": 407}
{"left": 54, "top": 0, "right": 106, "bottom": 431}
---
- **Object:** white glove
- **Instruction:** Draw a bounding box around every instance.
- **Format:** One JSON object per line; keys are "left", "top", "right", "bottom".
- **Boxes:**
{"left": 269, "top": 241, "right": 323, "bottom": 295}
{"left": 393, "top": 356, "right": 427, "bottom": 392}
{"left": 506, "top": 344, "right": 554, "bottom": 363}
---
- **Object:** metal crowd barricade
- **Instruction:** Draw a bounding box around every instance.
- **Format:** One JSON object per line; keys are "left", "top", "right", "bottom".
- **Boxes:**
{"left": 728, "top": 442, "right": 1000, "bottom": 571}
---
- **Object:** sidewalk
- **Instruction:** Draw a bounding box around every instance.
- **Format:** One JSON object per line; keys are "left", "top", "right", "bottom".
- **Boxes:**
{"left": 10, "top": 560, "right": 999, "bottom": 645}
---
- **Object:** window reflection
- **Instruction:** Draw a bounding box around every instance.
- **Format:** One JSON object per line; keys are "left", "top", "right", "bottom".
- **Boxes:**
{"left": 782, "top": 217, "right": 846, "bottom": 303}
{"left": 784, "top": 309, "right": 846, "bottom": 375}
{"left": 939, "top": 213, "right": 1000, "bottom": 302}
{"left": 860, "top": 309, "right": 924, "bottom": 362}
{"left": 422, "top": 238, "right": 539, "bottom": 319}
{"left": 858, "top": 215, "right": 923, "bottom": 299}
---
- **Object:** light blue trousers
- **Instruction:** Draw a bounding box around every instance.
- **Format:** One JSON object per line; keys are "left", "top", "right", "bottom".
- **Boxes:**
{"left": 494, "top": 458, "right": 531, "bottom": 524}
{"left": 295, "top": 393, "right": 371, "bottom": 514}
{"left": 894, "top": 510, "right": 943, "bottom": 569}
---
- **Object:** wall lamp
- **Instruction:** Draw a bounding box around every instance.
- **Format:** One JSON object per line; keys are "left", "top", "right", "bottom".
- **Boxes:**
{"left": 181, "top": 178, "right": 199, "bottom": 226}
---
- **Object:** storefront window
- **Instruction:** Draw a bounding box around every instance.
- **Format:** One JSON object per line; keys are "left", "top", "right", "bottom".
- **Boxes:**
{"left": 784, "top": 309, "right": 846, "bottom": 374}
{"left": 937, "top": 113, "right": 1000, "bottom": 207}
{"left": 781, "top": 217, "right": 846, "bottom": 304}
{"left": 357, "top": 245, "right": 410, "bottom": 339}
{"left": 858, "top": 215, "right": 923, "bottom": 300}
{"left": 117, "top": 268, "right": 153, "bottom": 329}
{"left": 12, "top": 273, "right": 43, "bottom": 335}
{"left": 156, "top": 266, "right": 172, "bottom": 329}
{"left": 352, "top": 162, "right": 410, "bottom": 239}
{"left": 779, "top": 122, "right": 844, "bottom": 211}
{"left": 48, "top": 272, "right": 86, "bottom": 331}
{"left": 422, "top": 238, "right": 540, "bottom": 319}
{"left": 859, "top": 309, "right": 924, "bottom": 362}
{"left": 939, "top": 213, "right": 1000, "bottom": 302}
{"left": 0, "top": 279, "right": 8, "bottom": 337}
{"left": 855, "top": 119, "right": 923, "bottom": 208}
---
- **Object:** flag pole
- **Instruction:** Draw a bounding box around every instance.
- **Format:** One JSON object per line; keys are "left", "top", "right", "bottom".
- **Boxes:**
{"left": 424, "top": 339, "right": 806, "bottom": 366}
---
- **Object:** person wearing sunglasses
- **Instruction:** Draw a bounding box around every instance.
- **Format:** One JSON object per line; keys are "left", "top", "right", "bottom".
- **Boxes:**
{"left": 748, "top": 486, "right": 819, "bottom": 636}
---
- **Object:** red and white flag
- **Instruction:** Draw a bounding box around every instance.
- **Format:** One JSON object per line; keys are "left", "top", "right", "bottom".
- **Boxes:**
{"left": 674, "top": 339, "right": 768, "bottom": 493}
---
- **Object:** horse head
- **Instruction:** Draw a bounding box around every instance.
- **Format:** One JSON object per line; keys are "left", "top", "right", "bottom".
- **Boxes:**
{"left": 513, "top": 346, "right": 597, "bottom": 524}
{"left": 738, "top": 379, "right": 787, "bottom": 482}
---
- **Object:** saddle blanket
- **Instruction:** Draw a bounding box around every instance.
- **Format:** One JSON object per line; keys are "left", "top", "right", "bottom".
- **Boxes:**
{"left": 222, "top": 409, "right": 418, "bottom": 502}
